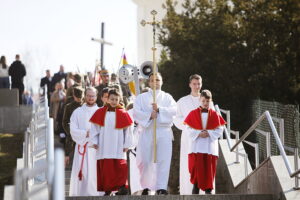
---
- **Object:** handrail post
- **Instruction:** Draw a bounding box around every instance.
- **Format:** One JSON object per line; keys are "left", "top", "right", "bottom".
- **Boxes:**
{"left": 294, "top": 148, "right": 300, "bottom": 190}
{"left": 235, "top": 131, "right": 240, "bottom": 163}
{"left": 45, "top": 105, "right": 49, "bottom": 120}
{"left": 266, "top": 132, "right": 271, "bottom": 157}
{"left": 14, "top": 170, "right": 20, "bottom": 200}
{"left": 53, "top": 148, "right": 65, "bottom": 200}
{"left": 265, "top": 111, "right": 293, "bottom": 175}
{"left": 24, "top": 131, "right": 30, "bottom": 193}
{"left": 44, "top": 85, "right": 48, "bottom": 105}
{"left": 255, "top": 143, "right": 259, "bottom": 168}
{"left": 24, "top": 130, "right": 29, "bottom": 169}
{"left": 47, "top": 118, "right": 54, "bottom": 188}
{"left": 22, "top": 170, "right": 28, "bottom": 200}
{"left": 215, "top": 105, "right": 232, "bottom": 148}
{"left": 245, "top": 154, "right": 248, "bottom": 177}
{"left": 30, "top": 126, "right": 34, "bottom": 168}
{"left": 279, "top": 119, "right": 284, "bottom": 145}
{"left": 227, "top": 110, "right": 231, "bottom": 139}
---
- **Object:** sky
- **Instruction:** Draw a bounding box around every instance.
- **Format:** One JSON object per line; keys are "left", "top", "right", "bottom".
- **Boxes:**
{"left": 0, "top": 0, "right": 138, "bottom": 90}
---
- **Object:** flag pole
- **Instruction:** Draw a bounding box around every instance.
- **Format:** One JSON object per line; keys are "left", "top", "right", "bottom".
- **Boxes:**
{"left": 140, "top": 10, "right": 160, "bottom": 163}
{"left": 118, "top": 47, "right": 125, "bottom": 70}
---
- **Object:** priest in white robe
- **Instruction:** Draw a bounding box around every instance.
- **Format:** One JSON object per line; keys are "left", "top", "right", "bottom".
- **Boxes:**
{"left": 133, "top": 73, "right": 177, "bottom": 195}
{"left": 173, "top": 74, "right": 202, "bottom": 195}
{"left": 69, "top": 87, "right": 99, "bottom": 196}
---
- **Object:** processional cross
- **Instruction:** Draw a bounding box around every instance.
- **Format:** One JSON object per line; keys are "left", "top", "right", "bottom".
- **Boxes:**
{"left": 141, "top": 10, "right": 161, "bottom": 163}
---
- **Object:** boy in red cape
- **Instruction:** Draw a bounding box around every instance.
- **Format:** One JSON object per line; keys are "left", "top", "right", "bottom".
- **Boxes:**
{"left": 90, "top": 89, "right": 134, "bottom": 196}
{"left": 184, "top": 90, "right": 226, "bottom": 194}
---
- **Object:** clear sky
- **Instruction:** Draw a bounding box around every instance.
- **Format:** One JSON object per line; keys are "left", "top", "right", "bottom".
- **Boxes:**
{"left": 0, "top": 0, "right": 137, "bottom": 90}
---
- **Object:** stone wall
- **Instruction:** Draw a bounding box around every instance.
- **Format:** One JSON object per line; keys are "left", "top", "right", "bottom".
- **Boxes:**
{"left": 0, "top": 106, "right": 32, "bottom": 134}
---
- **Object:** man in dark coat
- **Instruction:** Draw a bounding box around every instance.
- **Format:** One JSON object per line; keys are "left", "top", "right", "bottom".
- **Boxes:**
{"left": 51, "top": 65, "right": 66, "bottom": 92}
{"left": 40, "top": 69, "right": 52, "bottom": 105}
{"left": 62, "top": 86, "right": 84, "bottom": 166}
{"left": 9, "top": 54, "right": 26, "bottom": 105}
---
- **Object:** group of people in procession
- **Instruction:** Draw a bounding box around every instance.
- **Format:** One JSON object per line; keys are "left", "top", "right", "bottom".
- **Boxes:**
{"left": 39, "top": 66, "right": 226, "bottom": 196}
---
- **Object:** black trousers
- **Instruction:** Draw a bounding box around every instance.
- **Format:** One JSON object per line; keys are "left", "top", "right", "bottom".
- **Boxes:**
{"left": 12, "top": 83, "right": 24, "bottom": 105}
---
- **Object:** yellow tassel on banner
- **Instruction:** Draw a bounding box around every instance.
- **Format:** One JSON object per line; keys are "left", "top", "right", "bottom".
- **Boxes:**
{"left": 128, "top": 81, "right": 136, "bottom": 95}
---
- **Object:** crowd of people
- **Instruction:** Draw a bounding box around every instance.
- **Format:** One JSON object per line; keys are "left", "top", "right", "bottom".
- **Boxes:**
{"left": 39, "top": 66, "right": 226, "bottom": 196}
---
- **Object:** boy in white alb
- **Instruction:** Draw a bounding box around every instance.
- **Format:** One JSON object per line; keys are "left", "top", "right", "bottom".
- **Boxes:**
{"left": 173, "top": 74, "right": 202, "bottom": 194}
{"left": 90, "top": 89, "right": 134, "bottom": 196}
{"left": 184, "top": 90, "right": 226, "bottom": 194}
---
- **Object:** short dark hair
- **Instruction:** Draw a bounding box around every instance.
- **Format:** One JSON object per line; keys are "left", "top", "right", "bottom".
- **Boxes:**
{"left": 73, "top": 74, "right": 82, "bottom": 83}
{"left": 200, "top": 89, "right": 212, "bottom": 100}
{"left": 189, "top": 74, "right": 202, "bottom": 83}
{"left": 0, "top": 56, "right": 7, "bottom": 69}
{"left": 73, "top": 87, "right": 83, "bottom": 99}
{"left": 108, "top": 89, "right": 121, "bottom": 98}
{"left": 101, "top": 87, "right": 109, "bottom": 97}
{"left": 148, "top": 72, "right": 162, "bottom": 80}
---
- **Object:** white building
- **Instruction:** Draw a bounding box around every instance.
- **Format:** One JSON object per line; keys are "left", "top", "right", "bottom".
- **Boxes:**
{"left": 132, "top": 0, "right": 184, "bottom": 66}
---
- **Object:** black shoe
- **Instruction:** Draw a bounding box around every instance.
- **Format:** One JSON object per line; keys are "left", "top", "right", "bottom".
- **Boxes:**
{"left": 156, "top": 189, "right": 168, "bottom": 195}
{"left": 116, "top": 185, "right": 128, "bottom": 195}
{"left": 205, "top": 189, "right": 212, "bottom": 194}
{"left": 104, "top": 191, "right": 112, "bottom": 196}
{"left": 142, "top": 188, "right": 149, "bottom": 195}
{"left": 192, "top": 184, "right": 199, "bottom": 194}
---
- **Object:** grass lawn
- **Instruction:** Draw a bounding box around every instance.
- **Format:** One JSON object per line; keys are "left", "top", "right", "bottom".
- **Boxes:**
{"left": 0, "top": 133, "right": 24, "bottom": 200}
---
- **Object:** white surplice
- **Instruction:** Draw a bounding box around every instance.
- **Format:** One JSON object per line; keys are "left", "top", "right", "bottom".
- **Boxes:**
{"left": 90, "top": 111, "right": 134, "bottom": 160}
{"left": 69, "top": 103, "right": 99, "bottom": 196}
{"left": 173, "top": 95, "right": 201, "bottom": 194}
{"left": 133, "top": 89, "right": 177, "bottom": 191}
{"left": 186, "top": 113, "right": 223, "bottom": 156}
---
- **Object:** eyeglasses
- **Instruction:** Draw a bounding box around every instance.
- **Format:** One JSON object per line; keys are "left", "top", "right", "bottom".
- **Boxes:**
{"left": 86, "top": 95, "right": 96, "bottom": 98}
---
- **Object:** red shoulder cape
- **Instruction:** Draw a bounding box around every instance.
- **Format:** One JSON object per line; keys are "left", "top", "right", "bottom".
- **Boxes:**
{"left": 184, "top": 107, "right": 226, "bottom": 130}
{"left": 90, "top": 106, "right": 133, "bottom": 129}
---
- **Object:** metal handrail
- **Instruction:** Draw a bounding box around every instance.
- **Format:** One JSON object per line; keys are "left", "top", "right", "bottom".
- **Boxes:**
{"left": 243, "top": 140, "right": 259, "bottom": 168}
{"left": 215, "top": 105, "right": 232, "bottom": 148}
{"left": 230, "top": 113, "right": 266, "bottom": 152}
{"left": 255, "top": 129, "right": 271, "bottom": 157}
{"left": 219, "top": 108, "right": 231, "bottom": 139}
{"left": 215, "top": 105, "right": 300, "bottom": 190}
{"left": 230, "top": 130, "right": 240, "bottom": 163}
{"left": 15, "top": 91, "right": 49, "bottom": 200}
{"left": 14, "top": 86, "right": 65, "bottom": 200}
{"left": 224, "top": 109, "right": 300, "bottom": 178}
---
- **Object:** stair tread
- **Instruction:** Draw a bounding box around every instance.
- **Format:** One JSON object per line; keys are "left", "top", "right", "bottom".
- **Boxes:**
{"left": 65, "top": 194, "right": 274, "bottom": 200}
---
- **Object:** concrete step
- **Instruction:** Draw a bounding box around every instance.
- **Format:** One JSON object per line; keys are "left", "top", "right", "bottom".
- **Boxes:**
{"left": 66, "top": 194, "right": 274, "bottom": 200}
{"left": 66, "top": 177, "right": 71, "bottom": 185}
{"left": 65, "top": 170, "right": 71, "bottom": 178}
{"left": 65, "top": 185, "right": 70, "bottom": 197}
{"left": 65, "top": 170, "right": 71, "bottom": 197}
